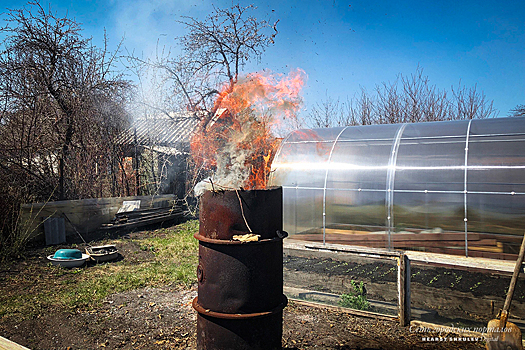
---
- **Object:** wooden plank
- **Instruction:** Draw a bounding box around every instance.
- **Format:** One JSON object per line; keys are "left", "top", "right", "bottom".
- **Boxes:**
{"left": 285, "top": 239, "right": 525, "bottom": 273}
{"left": 405, "top": 256, "right": 411, "bottom": 324}
{"left": 289, "top": 298, "right": 397, "bottom": 321}
{"left": 122, "top": 210, "right": 182, "bottom": 223}
{"left": 306, "top": 229, "right": 524, "bottom": 244}
{"left": 0, "top": 336, "right": 30, "bottom": 350}
{"left": 291, "top": 234, "right": 518, "bottom": 258}
{"left": 284, "top": 240, "right": 402, "bottom": 258}
{"left": 407, "top": 247, "right": 518, "bottom": 261}
{"left": 465, "top": 245, "right": 503, "bottom": 253}
{"left": 293, "top": 236, "right": 501, "bottom": 251}
{"left": 474, "top": 233, "right": 524, "bottom": 243}
{"left": 324, "top": 229, "right": 373, "bottom": 235}
{"left": 397, "top": 256, "right": 405, "bottom": 326}
{"left": 100, "top": 213, "right": 182, "bottom": 231}
{"left": 405, "top": 250, "right": 525, "bottom": 273}
{"left": 298, "top": 231, "right": 482, "bottom": 242}
{"left": 322, "top": 236, "right": 499, "bottom": 247}
{"left": 398, "top": 254, "right": 411, "bottom": 327}
{"left": 326, "top": 229, "right": 480, "bottom": 241}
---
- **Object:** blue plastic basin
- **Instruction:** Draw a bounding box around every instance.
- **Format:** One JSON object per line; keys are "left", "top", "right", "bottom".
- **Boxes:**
{"left": 53, "top": 249, "right": 82, "bottom": 260}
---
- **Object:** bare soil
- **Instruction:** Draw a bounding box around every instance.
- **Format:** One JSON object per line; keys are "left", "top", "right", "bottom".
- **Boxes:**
{"left": 0, "top": 287, "right": 486, "bottom": 350}
{"left": 283, "top": 252, "right": 525, "bottom": 326}
{"left": 0, "top": 228, "right": 488, "bottom": 350}
{"left": 283, "top": 254, "right": 525, "bottom": 300}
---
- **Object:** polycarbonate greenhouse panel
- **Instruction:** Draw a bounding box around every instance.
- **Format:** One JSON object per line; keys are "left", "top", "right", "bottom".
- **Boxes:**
{"left": 467, "top": 193, "right": 524, "bottom": 236}
{"left": 325, "top": 189, "right": 387, "bottom": 227}
{"left": 468, "top": 118, "right": 525, "bottom": 193}
{"left": 270, "top": 117, "right": 525, "bottom": 258}
{"left": 326, "top": 129, "right": 395, "bottom": 191}
{"left": 395, "top": 121, "right": 468, "bottom": 192}
{"left": 282, "top": 186, "right": 297, "bottom": 236}
{"left": 271, "top": 133, "right": 334, "bottom": 189}
{"left": 293, "top": 188, "right": 323, "bottom": 235}
{"left": 392, "top": 192, "right": 464, "bottom": 233}
{"left": 286, "top": 127, "right": 344, "bottom": 142}
{"left": 337, "top": 123, "right": 401, "bottom": 141}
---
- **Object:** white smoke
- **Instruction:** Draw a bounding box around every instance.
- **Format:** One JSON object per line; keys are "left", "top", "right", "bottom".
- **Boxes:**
{"left": 193, "top": 111, "right": 256, "bottom": 196}
{"left": 192, "top": 70, "right": 307, "bottom": 197}
{"left": 111, "top": 0, "right": 209, "bottom": 59}
{"left": 194, "top": 148, "right": 251, "bottom": 196}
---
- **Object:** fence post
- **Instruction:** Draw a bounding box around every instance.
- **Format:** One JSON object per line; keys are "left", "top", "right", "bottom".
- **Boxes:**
{"left": 398, "top": 253, "right": 411, "bottom": 326}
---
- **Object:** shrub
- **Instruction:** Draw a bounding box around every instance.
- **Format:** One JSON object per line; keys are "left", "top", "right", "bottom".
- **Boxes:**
{"left": 338, "top": 280, "right": 370, "bottom": 311}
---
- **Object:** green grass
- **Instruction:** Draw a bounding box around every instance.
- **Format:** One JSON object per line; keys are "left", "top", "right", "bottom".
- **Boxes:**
{"left": 0, "top": 220, "right": 199, "bottom": 320}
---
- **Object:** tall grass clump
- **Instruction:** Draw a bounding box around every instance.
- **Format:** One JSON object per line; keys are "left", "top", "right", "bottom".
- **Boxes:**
{"left": 0, "top": 203, "right": 49, "bottom": 262}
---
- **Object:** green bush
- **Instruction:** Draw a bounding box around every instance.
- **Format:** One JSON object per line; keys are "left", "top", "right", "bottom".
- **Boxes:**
{"left": 338, "top": 280, "right": 370, "bottom": 311}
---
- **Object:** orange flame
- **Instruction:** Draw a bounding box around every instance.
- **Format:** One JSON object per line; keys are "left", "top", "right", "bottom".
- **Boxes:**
{"left": 191, "top": 69, "right": 307, "bottom": 190}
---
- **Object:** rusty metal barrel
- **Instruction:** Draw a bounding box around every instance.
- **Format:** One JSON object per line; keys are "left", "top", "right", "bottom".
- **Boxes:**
{"left": 193, "top": 186, "right": 287, "bottom": 350}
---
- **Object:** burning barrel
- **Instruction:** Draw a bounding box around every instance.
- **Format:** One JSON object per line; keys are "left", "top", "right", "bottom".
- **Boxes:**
{"left": 193, "top": 186, "right": 287, "bottom": 350}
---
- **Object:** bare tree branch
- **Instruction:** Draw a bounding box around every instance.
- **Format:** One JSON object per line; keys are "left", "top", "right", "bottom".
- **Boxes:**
{"left": 509, "top": 104, "right": 525, "bottom": 117}
{"left": 0, "top": 1, "right": 132, "bottom": 246}
{"left": 306, "top": 67, "right": 498, "bottom": 128}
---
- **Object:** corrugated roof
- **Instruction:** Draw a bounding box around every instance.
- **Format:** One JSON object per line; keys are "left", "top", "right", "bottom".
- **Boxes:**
{"left": 118, "top": 112, "right": 201, "bottom": 148}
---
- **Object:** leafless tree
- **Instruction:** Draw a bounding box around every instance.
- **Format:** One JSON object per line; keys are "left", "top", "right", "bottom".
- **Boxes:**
{"left": 306, "top": 67, "right": 497, "bottom": 128}
{"left": 124, "top": 4, "right": 278, "bottom": 209}
{"left": 0, "top": 1, "right": 131, "bottom": 198}
{"left": 347, "top": 89, "right": 376, "bottom": 126}
{"left": 449, "top": 82, "right": 496, "bottom": 120}
{"left": 509, "top": 104, "right": 525, "bottom": 117}
{"left": 0, "top": 1, "right": 132, "bottom": 254}
{"left": 129, "top": 4, "right": 278, "bottom": 118}
{"left": 179, "top": 4, "right": 277, "bottom": 112}
{"left": 307, "top": 97, "right": 343, "bottom": 128}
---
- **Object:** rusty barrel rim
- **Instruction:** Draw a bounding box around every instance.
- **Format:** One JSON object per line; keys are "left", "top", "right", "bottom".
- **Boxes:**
{"left": 192, "top": 295, "right": 288, "bottom": 320}
{"left": 194, "top": 232, "right": 287, "bottom": 245}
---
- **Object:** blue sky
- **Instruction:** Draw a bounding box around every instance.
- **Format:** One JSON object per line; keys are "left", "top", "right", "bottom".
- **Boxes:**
{"left": 1, "top": 0, "right": 524, "bottom": 117}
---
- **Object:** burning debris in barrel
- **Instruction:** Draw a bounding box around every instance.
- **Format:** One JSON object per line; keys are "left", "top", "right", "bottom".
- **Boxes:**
{"left": 191, "top": 69, "right": 306, "bottom": 195}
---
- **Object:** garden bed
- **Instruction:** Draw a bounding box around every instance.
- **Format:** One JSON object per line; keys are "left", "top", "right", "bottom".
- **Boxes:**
{"left": 283, "top": 247, "right": 525, "bottom": 329}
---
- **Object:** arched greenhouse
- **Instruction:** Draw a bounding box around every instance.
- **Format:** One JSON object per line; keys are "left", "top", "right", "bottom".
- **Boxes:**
{"left": 269, "top": 116, "right": 525, "bottom": 260}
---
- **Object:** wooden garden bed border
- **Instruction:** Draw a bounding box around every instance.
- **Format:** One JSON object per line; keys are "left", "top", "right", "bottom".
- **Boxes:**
{"left": 284, "top": 239, "right": 525, "bottom": 327}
